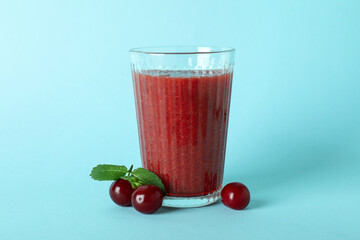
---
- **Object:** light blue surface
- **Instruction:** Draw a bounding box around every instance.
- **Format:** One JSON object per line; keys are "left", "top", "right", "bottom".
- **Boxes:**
{"left": 1, "top": 0, "right": 360, "bottom": 239}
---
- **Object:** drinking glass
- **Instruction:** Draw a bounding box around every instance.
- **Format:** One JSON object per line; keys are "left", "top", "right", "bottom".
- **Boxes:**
{"left": 130, "top": 46, "right": 235, "bottom": 207}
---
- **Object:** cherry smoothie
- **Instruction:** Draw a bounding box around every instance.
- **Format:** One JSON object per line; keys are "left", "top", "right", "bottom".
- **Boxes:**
{"left": 133, "top": 70, "right": 232, "bottom": 197}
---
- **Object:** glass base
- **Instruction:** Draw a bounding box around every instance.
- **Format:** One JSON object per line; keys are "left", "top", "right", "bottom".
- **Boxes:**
{"left": 162, "top": 188, "right": 221, "bottom": 208}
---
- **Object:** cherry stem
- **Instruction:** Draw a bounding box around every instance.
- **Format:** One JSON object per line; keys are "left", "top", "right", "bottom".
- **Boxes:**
{"left": 128, "top": 165, "right": 133, "bottom": 176}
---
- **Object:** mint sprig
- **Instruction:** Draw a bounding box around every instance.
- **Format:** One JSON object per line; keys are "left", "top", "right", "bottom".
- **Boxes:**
{"left": 90, "top": 164, "right": 128, "bottom": 181}
{"left": 90, "top": 164, "right": 166, "bottom": 195}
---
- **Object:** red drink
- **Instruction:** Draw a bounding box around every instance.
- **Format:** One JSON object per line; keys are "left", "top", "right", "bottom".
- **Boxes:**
{"left": 133, "top": 70, "right": 232, "bottom": 197}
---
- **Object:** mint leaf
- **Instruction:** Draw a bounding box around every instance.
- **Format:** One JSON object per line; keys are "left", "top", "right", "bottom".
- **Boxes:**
{"left": 90, "top": 164, "right": 128, "bottom": 181}
{"left": 132, "top": 168, "right": 166, "bottom": 195}
{"left": 120, "top": 175, "right": 143, "bottom": 188}
{"left": 120, "top": 176, "right": 137, "bottom": 181}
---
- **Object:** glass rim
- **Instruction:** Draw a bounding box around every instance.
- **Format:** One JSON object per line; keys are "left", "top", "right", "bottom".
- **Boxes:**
{"left": 129, "top": 46, "right": 235, "bottom": 55}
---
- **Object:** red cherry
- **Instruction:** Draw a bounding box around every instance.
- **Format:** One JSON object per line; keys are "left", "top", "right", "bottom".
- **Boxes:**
{"left": 221, "top": 182, "right": 250, "bottom": 210}
{"left": 109, "top": 179, "right": 133, "bottom": 206}
{"left": 131, "top": 185, "right": 163, "bottom": 214}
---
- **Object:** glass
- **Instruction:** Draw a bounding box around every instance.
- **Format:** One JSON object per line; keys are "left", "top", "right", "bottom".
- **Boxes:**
{"left": 130, "top": 46, "right": 235, "bottom": 207}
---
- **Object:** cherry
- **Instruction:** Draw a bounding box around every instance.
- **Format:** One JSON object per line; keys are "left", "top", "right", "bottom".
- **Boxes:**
{"left": 221, "top": 182, "right": 250, "bottom": 210}
{"left": 109, "top": 179, "right": 133, "bottom": 206}
{"left": 131, "top": 185, "right": 163, "bottom": 214}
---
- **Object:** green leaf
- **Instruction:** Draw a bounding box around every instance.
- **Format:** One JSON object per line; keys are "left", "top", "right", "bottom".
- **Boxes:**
{"left": 120, "top": 176, "right": 136, "bottom": 181}
{"left": 132, "top": 182, "right": 143, "bottom": 188}
{"left": 121, "top": 175, "right": 143, "bottom": 188}
{"left": 90, "top": 164, "right": 128, "bottom": 181}
{"left": 131, "top": 168, "right": 166, "bottom": 195}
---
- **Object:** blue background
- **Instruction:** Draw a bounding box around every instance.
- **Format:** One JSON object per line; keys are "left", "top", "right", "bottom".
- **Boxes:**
{"left": 1, "top": 0, "right": 360, "bottom": 239}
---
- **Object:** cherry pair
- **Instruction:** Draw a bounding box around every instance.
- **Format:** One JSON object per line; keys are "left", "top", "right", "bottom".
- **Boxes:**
{"left": 110, "top": 179, "right": 163, "bottom": 214}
